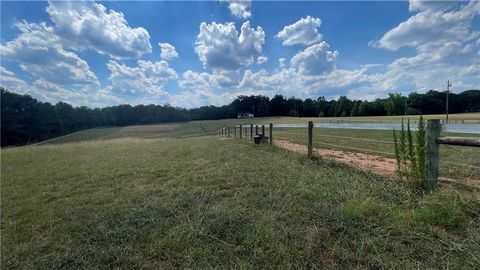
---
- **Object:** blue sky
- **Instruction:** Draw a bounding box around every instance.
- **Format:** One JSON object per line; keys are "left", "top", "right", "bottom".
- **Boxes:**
{"left": 1, "top": 0, "right": 479, "bottom": 108}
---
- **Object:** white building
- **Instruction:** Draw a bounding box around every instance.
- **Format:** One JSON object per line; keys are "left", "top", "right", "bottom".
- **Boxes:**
{"left": 237, "top": 112, "right": 254, "bottom": 119}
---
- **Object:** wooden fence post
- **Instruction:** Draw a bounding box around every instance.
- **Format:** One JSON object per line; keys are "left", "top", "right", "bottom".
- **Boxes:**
{"left": 261, "top": 125, "right": 265, "bottom": 137}
{"left": 307, "top": 121, "right": 313, "bottom": 159}
{"left": 250, "top": 124, "right": 253, "bottom": 140}
{"left": 426, "top": 119, "right": 441, "bottom": 191}
{"left": 240, "top": 124, "right": 243, "bottom": 138}
{"left": 269, "top": 123, "right": 273, "bottom": 150}
{"left": 228, "top": 126, "right": 230, "bottom": 138}
{"left": 255, "top": 125, "right": 258, "bottom": 135}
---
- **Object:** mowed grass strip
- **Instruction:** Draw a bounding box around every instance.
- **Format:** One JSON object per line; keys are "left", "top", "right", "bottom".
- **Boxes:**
{"left": 2, "top": 137, "right": 480, "bottom": 268}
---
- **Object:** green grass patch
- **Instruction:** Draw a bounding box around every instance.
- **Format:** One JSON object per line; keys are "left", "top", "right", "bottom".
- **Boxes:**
{"left": 2, "top": 136, "right": 480, "bottom": 268}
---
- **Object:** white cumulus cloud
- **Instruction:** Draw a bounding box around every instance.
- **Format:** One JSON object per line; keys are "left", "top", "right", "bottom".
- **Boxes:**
{"left": 107, "top": 60, "right": 177, "bottom": 95}
{"left": 46, "top": 0, "right": 152, "bottom": 59}
{"left": 223, "top": 0, "right": 252, "bottom": 19}
{"left": 276, "top": 16, "right": 323, "bottom": 46}
{"left": 290, "top": 42, "right": 338, "bottom": 76}
{"left": 0, "top": 67, "right": 30, "bottom": 94}
{"left": 195, "top": 21, "right": 265, "bottom": 70}
{"left": 1, "top": 21, "right": 99, "bottom": 87}
{"left": 257, "top": 55, "right": 268, "bottom": 64}
{"left": 159, "top": 43, "right": 178, "bottom": 60}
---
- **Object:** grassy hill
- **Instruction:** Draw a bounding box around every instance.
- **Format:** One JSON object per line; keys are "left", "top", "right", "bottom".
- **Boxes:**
{"left": 2, "top": 117, "right": 480, "bottom": 268}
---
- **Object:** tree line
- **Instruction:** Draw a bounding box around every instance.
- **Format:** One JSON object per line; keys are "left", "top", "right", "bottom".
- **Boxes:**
{"left": 1, "top": 87, "right": 479, "bottom": 146}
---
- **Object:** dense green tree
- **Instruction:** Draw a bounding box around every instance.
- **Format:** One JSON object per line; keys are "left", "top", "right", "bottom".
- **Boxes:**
{"left": 270, "top": 95, "right": 288, "bottom": 116}
{"left": 334, "top": 96, "right": 352, "bottom": 117}
{"left": 303, "top": 98, "right": 317, "bottom": 117}
{"left": 351, "top": 102, "right": 360, "bottom": 116}
{"left": 385, "top": 93, "right": 406, "bottom": 116}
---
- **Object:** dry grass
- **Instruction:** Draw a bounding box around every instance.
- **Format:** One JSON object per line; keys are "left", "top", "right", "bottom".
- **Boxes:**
{"left": 2, "top": 136, "right": 480, "bottom": 268}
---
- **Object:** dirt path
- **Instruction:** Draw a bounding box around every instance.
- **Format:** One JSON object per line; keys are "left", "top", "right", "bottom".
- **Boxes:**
{"left": 274, "top": 139, "right": 480, "bottom": 189}
{"left": 275, "top": 139, "right": 397, "bottom": 176}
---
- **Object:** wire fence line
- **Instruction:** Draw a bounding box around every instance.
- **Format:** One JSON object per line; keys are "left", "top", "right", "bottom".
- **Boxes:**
{"left": 217, "top": 121, "right": 480, "bottom": 190}
{"left": 275, "top": 130, "right": 398, "bottom": 145}
{"left": 275, "top": 133, "right": 480, "bottom": 169}
{"left": 275, "top": 135, "right": 396, "bottom": 156}
{"left": 224, "top": 124, "right": 478, "bottom": 165}
{"left": 443, "top": 161, "right": 480, "bottom": 170}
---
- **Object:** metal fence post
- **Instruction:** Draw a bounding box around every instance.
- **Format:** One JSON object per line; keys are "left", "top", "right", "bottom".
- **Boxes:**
{"left": 261, "top": 125, "right": 265, "bottom": 137}
{"left": 228, "top": 126, "right": 230, "bottom": 138}
{"left": 240, "top": 124, "right": 242, "bottom": 138}
{"left": 269, "top": 123, "right": 273, "bottom": 150}
{"left": 234, "top": 126, "right": 237, "bottom": 138}
{"left": 426, "top": 119, "right": 441, "bottom": 191}
{"left": 255, "top": 125, "right": 258, "bottom": 135}
{"left": 307, "top": 121, "right": 313, "bottom": 159}
{"left": 250, "top": 124, "right": 253, "bottom": 140}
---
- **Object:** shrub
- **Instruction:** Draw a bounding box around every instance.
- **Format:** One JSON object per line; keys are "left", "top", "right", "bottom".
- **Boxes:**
{"left": 393, "top": 116, "right": 427, "bottom": 190}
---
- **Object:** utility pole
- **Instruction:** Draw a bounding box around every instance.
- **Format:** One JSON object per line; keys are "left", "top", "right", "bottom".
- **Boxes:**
{"left": 446, "top": 80, "right": 452, "bottom": 123}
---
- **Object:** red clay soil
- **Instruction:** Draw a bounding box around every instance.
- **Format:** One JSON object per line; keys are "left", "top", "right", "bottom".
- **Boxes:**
{"left": 275, "top": 139, "right": 397, "bottom": 176}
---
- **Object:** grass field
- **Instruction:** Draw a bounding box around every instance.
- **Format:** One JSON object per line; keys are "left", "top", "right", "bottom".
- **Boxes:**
{"left": 38, "top": 115, "right": 479, "bottom": 181}
{"left": 2, "top": 115, "right": 480, "bottom": 268}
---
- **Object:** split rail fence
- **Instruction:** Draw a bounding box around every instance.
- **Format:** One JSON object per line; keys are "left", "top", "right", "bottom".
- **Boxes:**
{"left": 216, "top": 119, "right": 480, "bottom": 191}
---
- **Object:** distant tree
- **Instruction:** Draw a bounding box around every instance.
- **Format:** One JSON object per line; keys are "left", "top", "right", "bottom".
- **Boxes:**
{"left": 385, "top": 93, "right": 406, "bottom": 116}
{"left": 351, "top": 102, "right": 360, "bottom": 116}
{"left": 334, "top": 96, "right": 352, "bottom": 117}
{"left": 316, "top": 96, "right": 329, "bottom": 117}
{"left": 358, "top": 101, "right": 369, "bottom": 116}
{"left": 257, "top": 99, "right": 270, "bottom": 117}
{"left": 287, "top": 97, "right": 303, "bottom": 117}
{"left": 270, "top": 95, "right": 288, "bottom": 116}
{"left": 303, "top": 98, "right": 317, "bottom": 117}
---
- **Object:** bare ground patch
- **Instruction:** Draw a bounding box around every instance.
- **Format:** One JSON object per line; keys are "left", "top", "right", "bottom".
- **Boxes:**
{"left": 274, "top": 139, "right": 480, "bottom": 188}
{"left": 275, "top": 139, "right": 403, "bottom": 176}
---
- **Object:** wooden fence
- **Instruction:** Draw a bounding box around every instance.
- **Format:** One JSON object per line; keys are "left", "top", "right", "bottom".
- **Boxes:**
{"left": 216, "top": 119, "right": 480, "bottom": 191}
{"left": 425, "top": 119, "right": 480, "bottom": 191}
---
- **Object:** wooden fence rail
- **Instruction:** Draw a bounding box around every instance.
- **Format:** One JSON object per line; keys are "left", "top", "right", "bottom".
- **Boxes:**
{"left": 426, "top": 119, "right": 480, "bottom": 191}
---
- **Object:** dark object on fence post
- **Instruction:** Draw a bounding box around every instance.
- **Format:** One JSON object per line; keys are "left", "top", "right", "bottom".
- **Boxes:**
{"left": 240, "top": 124, "right": 243, "bottom": 138}
{"left": 250, "top": 124, "right": 253, "bottom": 140}
{"left": 254, "top": 135, "right": 262, "bottom": 145}
{"left": 261, "top": 125, "right": 265, "bottom": 136}
{"left": 255, "top": 125, "right": 258, "bottom": 135}
{"left": 426, "top": 119, "right": 441, "bottom": 191}
{"left": 307, "top": 121, "right": 313, "bottom": 159}
{"left": 269, "top": 123, "right": 273, "bottom": 150}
